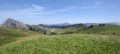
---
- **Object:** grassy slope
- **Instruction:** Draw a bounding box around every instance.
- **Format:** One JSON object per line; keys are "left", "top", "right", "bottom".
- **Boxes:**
{"left": 98, "top": 25, "right": 120, "bottom": 35}
{"left": 0, "top": 24, "right": 120, "bottom": 54}
{"left": 65, "top": 24, "right": 120, "bottom": 36}
{"left": 27, "top": 24, "right": 120, "bottom": 35}
{"left": 82, "top": 25, "right": 120, "bottom": 36}
{"left": 0, "top": 34, "right": 120, "bottom": 54}
{"left": 27, "top": 25, "right": 65, "bottom": 35}
{"left": 0, "top": 27, "right": 41, "bottom": 46}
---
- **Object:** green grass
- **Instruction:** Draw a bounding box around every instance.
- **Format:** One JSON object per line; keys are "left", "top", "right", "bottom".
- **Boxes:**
{"left": 64, "top": 24, "right": 120, "bottom": 36}
{"left": 86, "top": 25, "right": 120, "bottom": 36}
{"left": 0, "top": 24, "right": 120, "bottom": 54}
{"left": 0, "top": 34, "right": 120, "bottom": 54}
{"left": 0, "top": 27, "right": 40, "bottom": 46}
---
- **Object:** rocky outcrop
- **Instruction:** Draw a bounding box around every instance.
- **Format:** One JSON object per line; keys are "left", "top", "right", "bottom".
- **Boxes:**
{"left": 2, "top": 18, "right": 28, "bottom": 30}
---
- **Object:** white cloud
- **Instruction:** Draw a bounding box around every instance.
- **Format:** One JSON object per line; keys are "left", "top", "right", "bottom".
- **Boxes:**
{"left": 0, "top": 4, "right": 44, "bottom": 18}
{"left": 0, "top": 3, "right": 102, "bottom": 18}
{"left": 0, "top": 4, "right": 75, "bottom": 19}
{"left": 32, "top": 4, "right": 43, "bottom": 11}
{"left": 29, "top": 6, "right": 75, "bottom": 15}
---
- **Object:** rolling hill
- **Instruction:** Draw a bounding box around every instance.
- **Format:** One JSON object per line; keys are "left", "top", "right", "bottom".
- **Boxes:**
{"left": 64, "top": 24, "right": 120, "bottom": 36}
{"left": 1, "top": 18, "right": 120, "bottom": 36}
{"left": 0, "top": 27, "right": 41, "bottom": 46}
{"left": 0, "top": 18, "right": 120, "bottom": 54}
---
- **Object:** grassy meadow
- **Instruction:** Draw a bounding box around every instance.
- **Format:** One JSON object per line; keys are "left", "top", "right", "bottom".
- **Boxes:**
{"left": 0, "top": 27, "right": 41, "bottom": 46}
{"left": 0, "top": 25, "right": 120, "bottom": 54}
{"left": 0, "top": 34, "right": 120, "bottom": 54}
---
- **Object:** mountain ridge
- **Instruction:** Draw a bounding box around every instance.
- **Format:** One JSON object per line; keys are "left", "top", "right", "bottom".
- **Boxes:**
{"left": 1, "top": 18, "right": 120, "bottom": 31}
{"left": 1, "top": 18, "right": 28, "bottom": 30}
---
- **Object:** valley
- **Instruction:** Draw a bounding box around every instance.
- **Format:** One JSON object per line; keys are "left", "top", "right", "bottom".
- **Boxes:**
{"left": 0, "top": 18, "right": 120, "bottom": 54}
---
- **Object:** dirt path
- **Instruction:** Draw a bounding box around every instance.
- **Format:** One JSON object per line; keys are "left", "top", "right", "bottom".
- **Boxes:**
{"left": 0, "top": 35, "right": 54, "bottom": 48}
{"left": 1, "top": 34, "right": 119, "bottom": 48}
{"left": 0, "top": 34, "right": 76, "bottom": 48}
{"left": 0, "top": 34, "right": 74, "bottom": 48}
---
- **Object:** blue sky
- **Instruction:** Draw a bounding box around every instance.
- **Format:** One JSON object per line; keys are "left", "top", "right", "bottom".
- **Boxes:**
{"left": 0, "top": 0, "right": 120, "bottom": 24}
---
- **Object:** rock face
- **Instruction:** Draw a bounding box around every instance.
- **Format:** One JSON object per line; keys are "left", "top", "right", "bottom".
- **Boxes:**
{"left": 2, "top": 18, "right": 28, "bottom": 30}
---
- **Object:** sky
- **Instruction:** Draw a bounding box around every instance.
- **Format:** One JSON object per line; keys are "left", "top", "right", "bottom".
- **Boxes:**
{"left": 0, "top": 0, "right": 120, "bottom": 25}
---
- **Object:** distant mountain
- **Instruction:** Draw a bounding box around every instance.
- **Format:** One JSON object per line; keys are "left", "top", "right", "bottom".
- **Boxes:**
{"left": 83, "top": 23, "right": 100, "bottom": 26}
{"left": 56, "top": 22, "right": 72, "bottom": 26}
{"left": 1, "top": 18, "right": 28, "bottom": 30}
{"left": 83, "top": 22, "right": 120, "bottom": 26}
{"left": 45, "top": 23, "right": 102, "bottom": 27}
{"left": 45, "top": 22, "right": 72, "bottom": 26}
{"left": 107, "top": 22, "right": 120, "bottom": 25}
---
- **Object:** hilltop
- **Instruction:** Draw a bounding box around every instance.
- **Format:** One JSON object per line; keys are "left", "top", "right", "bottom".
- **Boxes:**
{"left": 1, "top": 18, "right": 28, "bottom": 30}
{"left": 1, "top": 18, "right": 120, "bottom": 35}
